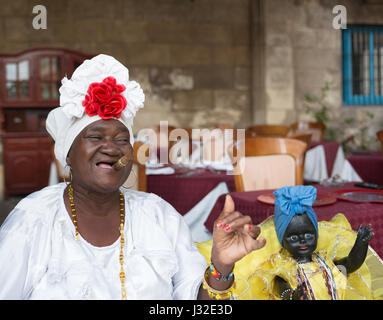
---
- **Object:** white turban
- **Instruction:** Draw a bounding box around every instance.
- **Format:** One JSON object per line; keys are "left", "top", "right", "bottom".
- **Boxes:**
{"left": 46, "top": 54, "right": 145, "bottom": 167}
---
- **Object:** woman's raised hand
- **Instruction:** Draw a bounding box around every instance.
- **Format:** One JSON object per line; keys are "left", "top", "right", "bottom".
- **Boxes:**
{"left": 211, "top": 195, "right": 266, "bottom": 268}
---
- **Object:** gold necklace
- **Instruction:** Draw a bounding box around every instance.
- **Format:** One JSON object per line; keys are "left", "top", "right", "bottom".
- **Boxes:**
{"left": 68, "top": 184, "right": 127, "bottom": 300}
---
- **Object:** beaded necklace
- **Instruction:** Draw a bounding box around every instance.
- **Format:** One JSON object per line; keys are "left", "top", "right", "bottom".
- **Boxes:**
{"left": 68, "top": 184, "right": 127, "bottom": 300}
{"left": 295, "top": 253, "right": 338, "bottom": 300}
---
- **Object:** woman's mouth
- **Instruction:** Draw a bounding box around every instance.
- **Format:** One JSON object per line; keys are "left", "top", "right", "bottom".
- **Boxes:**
{"left": 299, "top": 246, "right": 308, "bottom": 250}
{"left": 96, "top": 161, "right": 115, "bottom": 169}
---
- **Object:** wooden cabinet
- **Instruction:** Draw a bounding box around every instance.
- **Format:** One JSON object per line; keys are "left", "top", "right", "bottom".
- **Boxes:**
{"left": 0, "top": 48, "right": 92, "bottom": 198}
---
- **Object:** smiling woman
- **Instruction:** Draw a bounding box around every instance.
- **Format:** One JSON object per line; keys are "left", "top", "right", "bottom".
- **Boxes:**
{"left": 0, "top": 54, "right": 267, "bottom": 300}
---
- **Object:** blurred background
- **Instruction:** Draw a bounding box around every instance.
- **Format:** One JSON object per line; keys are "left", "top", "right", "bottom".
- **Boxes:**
{"left": 1, "top": 0, "right": 383, "bottom": 221}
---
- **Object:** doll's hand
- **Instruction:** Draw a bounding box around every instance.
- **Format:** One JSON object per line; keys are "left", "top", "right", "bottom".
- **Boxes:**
{"left": 356, "top": 225, "right": 374, "bottom": 244}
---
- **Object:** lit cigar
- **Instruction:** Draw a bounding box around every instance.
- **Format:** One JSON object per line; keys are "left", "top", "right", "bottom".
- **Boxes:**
{"left": 113, "top": 154, "right": 133, "bottom": 170}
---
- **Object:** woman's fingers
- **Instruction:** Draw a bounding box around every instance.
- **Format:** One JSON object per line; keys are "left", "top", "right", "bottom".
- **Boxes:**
{"left": 220, "top": 215, "right": 252, "bottom": 232}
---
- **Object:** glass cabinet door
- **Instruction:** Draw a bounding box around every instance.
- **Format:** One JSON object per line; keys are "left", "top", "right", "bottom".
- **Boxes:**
{"left": 5, "top": 60, "right": 30, "bottom": 99}
{"left": 39, "top": 56, "right": 61, "bottom": 100}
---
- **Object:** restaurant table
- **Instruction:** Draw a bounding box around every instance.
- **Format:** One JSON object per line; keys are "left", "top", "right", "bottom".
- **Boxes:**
{"left": 309, "top": 141, "right": 340, "bottom": 177}
{"left": 348, "top": 151, "right": 383, "bottom": 185}
{"left": 305, "top": 141, "right": 362, "bottom": 182}
{"left": 147, "top": 168, "right": 236, "bottom": 215}
{"left": 205, "top": 182, "right": 383, "bottom": 258}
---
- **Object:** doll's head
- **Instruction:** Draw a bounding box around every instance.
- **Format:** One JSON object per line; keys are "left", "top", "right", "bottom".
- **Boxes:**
{"left": 282, "top": 213, "right": 318, "bottom": 263}
{"left": 273, "top": 186, "right": 319, "bottom": 263}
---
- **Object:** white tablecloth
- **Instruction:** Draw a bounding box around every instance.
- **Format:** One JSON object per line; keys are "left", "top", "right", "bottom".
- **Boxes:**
{"left": 304, "top": 145, "right": 362, "bottom": 183}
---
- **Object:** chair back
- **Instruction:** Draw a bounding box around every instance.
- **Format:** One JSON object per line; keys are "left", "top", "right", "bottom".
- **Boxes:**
{"left": 377, "top": 129, "right": 383, "bottom": 155}
{"left": 123, "top": 141, "right": 148, "bottom": 192}
{"left": 246, "top": 124, "right": 290, "bottom": 138}
{"left": 288, "top": 133, "right": 312, "bottom": 146}
{"left": 232, "top": 137, "right": 307, "bottom": 191}
{"left": 290, "top": 121, "right": 326, "bottom": 142}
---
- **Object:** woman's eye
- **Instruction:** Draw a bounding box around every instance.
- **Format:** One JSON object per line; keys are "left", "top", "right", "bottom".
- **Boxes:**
{"left": 289, "top": 235, "right": 299, "bottom": 242}
{"left": 87, "top": 136, "right": 102, "bottom": 140}
{"left": 115, "top": 138, "right": 129, "bottom": 144}
{"left": 304, "top": 233, "right": 314, "bottom": 239}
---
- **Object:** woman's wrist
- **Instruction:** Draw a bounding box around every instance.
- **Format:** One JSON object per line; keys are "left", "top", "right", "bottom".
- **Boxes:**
{"left": 202, "top": 267, "right": 235, "bottom": 299}
{"left": 210, "top": 253, "right": 235, "bottom": 277}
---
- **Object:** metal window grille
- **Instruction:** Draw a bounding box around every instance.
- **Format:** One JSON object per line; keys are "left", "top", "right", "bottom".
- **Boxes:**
{"left": 343, "top": 26, "right": 383, "bottom": 105}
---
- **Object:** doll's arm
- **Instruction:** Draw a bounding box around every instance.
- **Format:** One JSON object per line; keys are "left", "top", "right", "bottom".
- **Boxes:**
{"left": 334, "top": 225, "right": 374, "bottom": 274}
{"left": 274, "top": 276, "right": 305, "bottom": 300}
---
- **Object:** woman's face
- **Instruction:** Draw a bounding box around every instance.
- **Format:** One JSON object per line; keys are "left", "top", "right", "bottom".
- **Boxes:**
{"left": 282, "top": 213, "right": 317, "bottom": 262}
{"left": 67, "top": 119, "right": 133, "bottom": 193}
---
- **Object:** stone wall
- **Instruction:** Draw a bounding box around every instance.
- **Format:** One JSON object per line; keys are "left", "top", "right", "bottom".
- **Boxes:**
{"left": 256, "top": 0, "right": 383, "bottom": 147}
{"left": 1, "top": 0, "right": 383, "bottom": 140}
{"left": 0, "top": 0, "right": 252, "bottom": 132}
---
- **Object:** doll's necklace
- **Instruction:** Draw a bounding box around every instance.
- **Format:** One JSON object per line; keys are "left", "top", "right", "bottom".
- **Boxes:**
{"left": 68, "top": 184, "right": 127, "bottom": 300}
{"left": 296, "top": 253, "right": 337, "bottom": 300}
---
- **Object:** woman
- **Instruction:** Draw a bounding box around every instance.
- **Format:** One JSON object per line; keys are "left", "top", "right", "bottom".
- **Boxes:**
{"left": 0, "top": 54, "right": 265, "bottom": 300}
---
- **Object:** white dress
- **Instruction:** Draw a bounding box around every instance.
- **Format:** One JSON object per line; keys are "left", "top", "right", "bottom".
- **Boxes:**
{"left": 0, "top": 183, "right": 207, "bottom": 300}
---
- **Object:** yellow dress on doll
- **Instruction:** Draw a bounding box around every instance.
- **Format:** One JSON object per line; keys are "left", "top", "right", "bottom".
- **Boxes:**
{"left": 197, "top": 213, "right": 383, "bottom": 300}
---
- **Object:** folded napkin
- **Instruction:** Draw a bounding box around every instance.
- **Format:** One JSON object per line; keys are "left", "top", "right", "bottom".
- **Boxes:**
{"left": 146, "top": 166, "right": 175, "bottom": 175}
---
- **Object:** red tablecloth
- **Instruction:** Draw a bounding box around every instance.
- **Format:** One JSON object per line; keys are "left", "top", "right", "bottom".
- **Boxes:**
{"left": 147, "top": 169, "right": 236, "bottom": 215}
{"left": 205, "top": 182, "right": 383, "bottom": 258}
{"left": 309, "top": 141, "right": 340, "bottom": 177}
{"left": 348, "top": 152, "right": 383, "bottom": 185}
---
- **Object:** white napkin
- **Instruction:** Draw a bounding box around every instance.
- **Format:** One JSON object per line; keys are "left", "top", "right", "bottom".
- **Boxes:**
{"left": 145, "top": 166, "right": 175, "bottom": 175}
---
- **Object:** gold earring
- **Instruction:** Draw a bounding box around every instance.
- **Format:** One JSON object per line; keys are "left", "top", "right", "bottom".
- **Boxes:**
{"left": 64, "top": 165, "right": 73, "bottom": 184}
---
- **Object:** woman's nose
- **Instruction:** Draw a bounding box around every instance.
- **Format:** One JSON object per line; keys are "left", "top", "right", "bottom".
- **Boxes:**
{"left": 100, "top": 139, "right": 120, "bottom": 155}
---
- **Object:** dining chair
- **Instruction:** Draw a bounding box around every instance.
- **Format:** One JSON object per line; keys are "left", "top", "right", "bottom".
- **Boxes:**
{"left": 123, "top": 141, "right": 148, "bottom": 192}
{"left": 289, "top": 132, "right": 312, "bottom": 146}
{"left": 290, "top": 121, "right": 326, "bottom": 142}
{"left": 141, "top": 124, "right": 177, "bottom": 163}
{"left": 377, "top": 129, "right": 383, "bottom": 155}
{"left": 245, "top": 124, "right": 291, "bottom": 138}
{"left": 231, "top": 137, "right": 308, "bottom": 191}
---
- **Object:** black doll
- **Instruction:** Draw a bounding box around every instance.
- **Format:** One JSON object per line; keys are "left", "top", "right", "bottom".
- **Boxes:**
{"left": 272, "top": 185, "right": 374, "bottom": 300}
{"left": 274, "top": 212, "right": 373, "bottom": 300}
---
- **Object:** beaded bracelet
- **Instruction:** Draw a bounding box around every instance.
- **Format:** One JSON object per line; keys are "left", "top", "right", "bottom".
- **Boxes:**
{"left": 210, "top": 262, "right": 234, "bottom": 282}
{"left": 202, "top": 267, "right": 235, "bottom": 300}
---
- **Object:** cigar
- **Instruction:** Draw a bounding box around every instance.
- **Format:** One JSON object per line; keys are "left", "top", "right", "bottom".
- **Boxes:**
{"left": 113, "top": 154, "right": 133, "bottom": 170}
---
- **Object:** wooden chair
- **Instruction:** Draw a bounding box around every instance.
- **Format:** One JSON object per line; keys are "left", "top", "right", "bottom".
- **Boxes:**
{"left": 288, "top": 133, "right": 312, "bottom": 146}
{"left": 377, "top": 129, "right": 383, "bottom": 155}
{"left": 290, "top": 121, "right": 326, "bottom": 142}
{"left": 231, "top": 137, "right": 307, "bottom": 192}
{"left": 123, "top": 141, "right": 148, "bottom": 192}
{"left": 143, "top": 124, "right": 177, "bottom": 163}
{"left": 245, "top": 124, "right": 291, "bottom": 138}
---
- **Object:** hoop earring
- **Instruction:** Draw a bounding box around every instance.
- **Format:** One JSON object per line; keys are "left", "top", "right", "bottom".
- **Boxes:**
{"left": 63, "top": 165, "right": 72, "bottom": 184}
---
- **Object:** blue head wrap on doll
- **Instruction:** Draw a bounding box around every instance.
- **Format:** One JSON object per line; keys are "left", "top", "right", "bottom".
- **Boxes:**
{"left": 273, "top": 185, "right": 318, "bottom": 244}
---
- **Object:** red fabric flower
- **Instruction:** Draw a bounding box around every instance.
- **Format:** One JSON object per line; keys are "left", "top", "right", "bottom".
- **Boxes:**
{"left": 82, "top": 76, "right": 127, "bottom": 119}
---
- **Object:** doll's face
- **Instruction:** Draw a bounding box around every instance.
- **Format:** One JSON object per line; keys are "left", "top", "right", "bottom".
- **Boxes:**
{"left": 282, "top": 213, "right": 317, "bottom": 263}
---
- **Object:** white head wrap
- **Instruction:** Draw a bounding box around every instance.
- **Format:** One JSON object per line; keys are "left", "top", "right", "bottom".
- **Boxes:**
{"left": 46, "top": 54, "right": 144, "bottom": 167}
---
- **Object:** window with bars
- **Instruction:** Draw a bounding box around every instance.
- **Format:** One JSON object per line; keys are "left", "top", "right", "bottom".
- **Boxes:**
{"left": 342, "top": 26, "right": 383, "bottom": 105}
